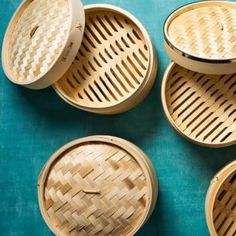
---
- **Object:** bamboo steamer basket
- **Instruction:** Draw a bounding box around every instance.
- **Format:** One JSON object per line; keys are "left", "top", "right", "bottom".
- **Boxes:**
{"left": 2, "top": 3, "right": 157, "bottom": 115}
{"left": 162, "top": 1, "right": 236, "bottom": 147}
{"left": 206, "top": 160, "right": 236, "bottom": 236}
{"left": 53, "top": 5, "right": 158, "bottom": 114}
{"left": 38, "top": 136, "right": 158, "bottom": 236}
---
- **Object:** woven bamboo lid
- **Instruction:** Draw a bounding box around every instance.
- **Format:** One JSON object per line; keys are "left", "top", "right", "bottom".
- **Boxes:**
{"left": 206, "top": 160, "right": 236, "bottom": 235}
{"left": 53, "top": 4, "right": 158, "bottom": 114}
{"left": 164, "top": 1, "right": 236, "bottom": 75}
{"left": 2, "top": 0, "right": 85, "bottom": 89}
{"left": 162, "top": 62, "right": 236, "bottom": 147}
{"left": 38, "top": 136, "right": 158, "bottom": 236}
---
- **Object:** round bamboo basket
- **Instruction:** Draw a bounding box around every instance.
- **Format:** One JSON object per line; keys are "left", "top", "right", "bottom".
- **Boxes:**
{"left": 161, "top": 62, "right": 236, "bottom": 148}
{"left": 2, "top": 0, "right": 85, "bottom": 89}
{"left": 38, "top": 136, "right": 158, "bottom": 236}
{"left": 53, "top": 4, "right": 158, "bottom": 114}
{"left": 206, "top": 160, "right": 236, "bottom": 236}
{"left": 164, "top": 1, "right": 236, "bottom": 75}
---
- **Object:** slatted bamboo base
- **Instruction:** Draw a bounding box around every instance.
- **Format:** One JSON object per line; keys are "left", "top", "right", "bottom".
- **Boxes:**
{"left": 54, "top": 5, "right": 157, "bottom": 114}
{"left": 206, "top": 161, "right": 236, "bottom": 236}
{"left": 162, "top": 62, "right": 236, "bottom": 147}
{"left": 164, "top": 1, "right": 236, "bottom": 74}
{"left": 38, "top": 136, "right": 158, "bottom": 236}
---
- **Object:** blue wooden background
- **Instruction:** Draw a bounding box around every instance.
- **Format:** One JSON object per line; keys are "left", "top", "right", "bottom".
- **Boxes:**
{"left": 1, "top": 0, "right": 236, "bottom": 235}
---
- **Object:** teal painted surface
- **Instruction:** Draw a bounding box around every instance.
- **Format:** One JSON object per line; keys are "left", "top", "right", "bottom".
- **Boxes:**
{"left": 1, "top": 0, "right": 236, "bottom": 235}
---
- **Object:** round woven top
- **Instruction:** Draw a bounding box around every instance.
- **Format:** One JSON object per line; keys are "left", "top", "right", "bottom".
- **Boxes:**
{"left": 3, "top": 0, "right": 71, "bottom": 83}
{"left": 162, "top": 62, "right": 236, "bottom": 147}
{"left": 165, "top": 1, "right": 236, "bottom": 61}
{"left": 206, "top": 161, "right": 236, "bottom": 235}
{"left": 38, "top": 136, "right": 156, "bottom": 236}
{"left": 54, "top": 5, "right": 156, "bottom": 114}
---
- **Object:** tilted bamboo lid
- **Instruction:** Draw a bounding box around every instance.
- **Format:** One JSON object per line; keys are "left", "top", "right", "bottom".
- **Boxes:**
{"left": 164, "top": 1, "right": 236, "bottom": 75}
{"left": 162, "top": 62, "right": 236, "bottom": 147}
{"left": 38, "top": 136, "right": 158, "bottom": 236}
{"left": 2, "top": 0, "right": 85, "bottom": 89}
{"left": 206, "top": 160, "right": 236, "bottom": 235}
{"left": 53, "top": 4, "right": 158, "bottom": 114}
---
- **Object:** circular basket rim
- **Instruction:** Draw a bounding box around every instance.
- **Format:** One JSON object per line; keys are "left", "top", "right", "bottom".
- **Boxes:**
{"left": 53, "top": 4, "right": 158, "bottom": 114}
{"left": 38, "top": 135, "right": 158, "bottom": 236}
{"left": 164, "top": 0, "right": 236, "bottom": 64}
{"left": 205, "top": 160, "right": 236, "bottom": 235}
{"left": 2, "top": 0, "right": 76, "bottom": 86}
{"left": 161, "top": 61, "right": 236, "bottom": 148}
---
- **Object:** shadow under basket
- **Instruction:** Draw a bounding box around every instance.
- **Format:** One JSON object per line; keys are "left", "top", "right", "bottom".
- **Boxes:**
{"left": 206, "top": 161, "right": 236, "bottom": 236}
{"left": 38, "top": 136, "right": 158, "bottom": 236}
{"left": 162, "top": 1, "right": 236, "bottom": 147}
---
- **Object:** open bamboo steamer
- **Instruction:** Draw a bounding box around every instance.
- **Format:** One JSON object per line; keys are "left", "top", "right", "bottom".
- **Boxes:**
{"left": 38, "top": 136, "right": 158, "bottom": 236}
{"left": 2, "top": 2, "right": 157, "bottom": 114}
{"left": 206, "top": 160, "right": 236, "bottom": 236}
{"left": 162, "top": 1, "right": 236, "bottom": 147}
{"left": 53, "top": 5, "right": 157, "bottom": 114}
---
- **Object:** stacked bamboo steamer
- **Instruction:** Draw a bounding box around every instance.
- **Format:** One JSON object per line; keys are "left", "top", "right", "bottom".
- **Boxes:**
{"left": 206, "top": 161, "right": 236, "bottom": 236}
{"left": 2, "top": 0, "right": 157, "bottom": 114}
{"left": 38, "top": 136, "right": 158, "bottom": 236}
{"left": 161, "top": 1, "right": 236, "bottom": 148}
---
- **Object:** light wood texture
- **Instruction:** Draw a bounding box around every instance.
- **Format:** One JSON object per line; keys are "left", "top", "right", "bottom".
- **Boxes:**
{"left": 206, "top": 161, "right": 236, "bottom": 236}
{"left": 162, "top": 62, "right": 236, "bottom": 147}
{"left": 2, "top": 0, "right": 85, "bottom": 89}
{"left": 164, "top": 1, "right": 236, "bottom": 74}
{"left": 38, "top": 136, "right": 158, "bottom": 236}
{"left": 54, "top": 5, "right": 157, "bottom": 114}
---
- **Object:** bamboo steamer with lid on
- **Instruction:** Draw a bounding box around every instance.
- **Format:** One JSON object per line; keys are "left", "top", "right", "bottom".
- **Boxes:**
{"left": 161, "top": 1, "right": 236, "bottom": 147}
{"left": 38, "top": 136, "right": 158, "bottom": 236}
{"left": 2, "top": 1, "right": 158, "bottom": 114}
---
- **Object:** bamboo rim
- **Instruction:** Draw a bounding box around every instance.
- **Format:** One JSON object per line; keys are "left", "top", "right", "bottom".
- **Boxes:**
{"left": 53, "top": 4, "right": 158, "bottom": 114}
{"left": 38, "top": 136, "right": 158, "bottom": 236}
{"left": 205, "top": 160, "right": 236, "bottom": 236}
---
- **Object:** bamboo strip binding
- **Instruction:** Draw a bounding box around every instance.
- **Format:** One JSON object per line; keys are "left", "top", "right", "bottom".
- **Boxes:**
{"left": 206, "top": 161, "right": 236, "bottom": 236}
{"left": 54, "top": 5, "right": 157, "bottom": 114}
{"left": 162, "top": 62, "right": 236, "bottom": 147}
{"left": 38, "top": 136, "right": 158, "bottom": 236}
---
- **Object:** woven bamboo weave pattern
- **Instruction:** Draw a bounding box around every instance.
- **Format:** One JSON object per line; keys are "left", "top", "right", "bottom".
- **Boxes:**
{"left": 163, "top": 63, "right": 236, "bottom": 146}
{"left": 213, "top": 171, "right": 236, "bottom": 235}
{"left": 9, "top": 0, "right": 70, "bottom": 82}
{"left": 167, "top": 4, "right": 236, "bottom": 59}
{"left": 54, "top": 9, "right": 150, "bottom": 109}
{"left": 43, "top": 142, "right": 149, "bottom": 236}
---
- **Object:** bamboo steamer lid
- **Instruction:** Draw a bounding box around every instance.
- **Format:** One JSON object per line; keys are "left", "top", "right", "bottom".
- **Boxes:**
{"left": 38, "top": 136, "right": 158, "bottom": 236}
{"left": 161, "top": 62, "right": 236, "bottom": 148}
{"left": 2, "top": 0, "right": 85, "bottom": 89}
{"left": 164, "top": 1, "right": 236, "bottom": 75}
{"left": 206, "top": 160, "right": 236, "bottom": 235}
{"left": 53, "top": 5, "right": 158, "bottom": 114}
